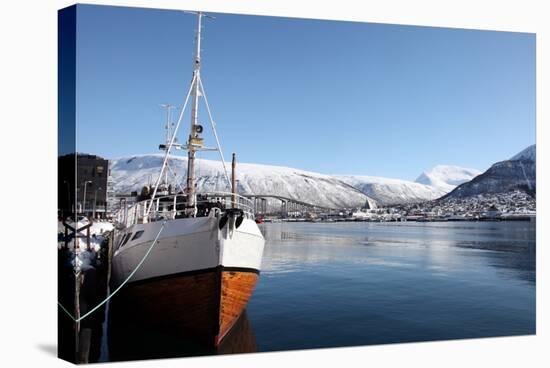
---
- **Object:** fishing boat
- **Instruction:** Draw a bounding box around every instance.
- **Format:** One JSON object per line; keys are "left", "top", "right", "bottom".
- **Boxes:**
{"left": 111, "top": 11, "right": 265, "bottom": 346}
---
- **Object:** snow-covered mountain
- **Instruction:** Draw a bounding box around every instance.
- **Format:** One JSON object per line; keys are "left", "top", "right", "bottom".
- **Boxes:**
{"left": 415, "top": 165, "right": 482, "bottom": 193}
{"left": 443, "top": 145, "right": 536, "bottom": 200}
{"left": 510, "top": 144, "right": 535, "bottom": 161}
{"left": 110, "top": 154, "right": 476, "bottom": 208}
{"left": 110, "top": 154, "right": 377, "bottom": 209}
{"left": 336, "top": 175, "right": 446, "bottom": 206}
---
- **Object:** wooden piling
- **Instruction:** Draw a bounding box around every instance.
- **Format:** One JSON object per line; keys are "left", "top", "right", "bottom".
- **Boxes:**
{"left": 74, "top": 271, "right": 81, "bottom": 363}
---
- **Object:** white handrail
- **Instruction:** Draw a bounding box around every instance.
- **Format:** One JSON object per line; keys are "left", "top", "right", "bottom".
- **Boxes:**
{"left": 114, "top": 192, "right": 256, "bottom": 227}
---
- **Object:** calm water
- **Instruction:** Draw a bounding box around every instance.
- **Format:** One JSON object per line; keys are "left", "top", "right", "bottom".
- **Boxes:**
{"left": 105, "top": 221, "right": 535, "bottom": 361}
{"left": 248, "top": 221, "right": 536, "bottom": 351}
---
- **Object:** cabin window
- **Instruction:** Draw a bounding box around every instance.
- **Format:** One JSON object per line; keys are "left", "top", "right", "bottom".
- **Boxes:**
{"left": 132, "top": 231, "right": 144, "bottom": 241}
{"left": 117, "top": 235, "right": 126, "bottom": 248}
{"left": 121, "top": 233, "right": 133, "bottom": 247}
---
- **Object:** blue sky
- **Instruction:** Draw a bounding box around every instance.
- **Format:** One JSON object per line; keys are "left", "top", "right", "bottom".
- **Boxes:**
{"left": 75, "top": 4, "right": 535, "bottom": 181}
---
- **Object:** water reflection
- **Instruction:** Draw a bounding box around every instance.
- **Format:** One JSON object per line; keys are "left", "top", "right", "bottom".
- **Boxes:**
{"left": 248, "top": 221, "right": 535, "bottom": 352}
{"left": 105, "top": 307, "right": 256, "bottom": 362}
{"left": 259, "top": 221, "right": 535, "bottom": 285}
{"left": 91, "top": 221, "right": 535, "bottom": 360}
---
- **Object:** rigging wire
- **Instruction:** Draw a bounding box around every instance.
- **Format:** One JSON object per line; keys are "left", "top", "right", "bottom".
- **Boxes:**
{"left": 146, "top": 74, "right": 197, "bottom": 216}
{"left": 198, "top": 77, "right": 232, "bottom": 190}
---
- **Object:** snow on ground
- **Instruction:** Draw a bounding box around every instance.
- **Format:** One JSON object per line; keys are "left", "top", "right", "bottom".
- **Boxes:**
{"left": 90, "top": 221, "right": 114, "bottom": 235}
{"left": 58, "top": 219, "right": 113, "bottom": 271}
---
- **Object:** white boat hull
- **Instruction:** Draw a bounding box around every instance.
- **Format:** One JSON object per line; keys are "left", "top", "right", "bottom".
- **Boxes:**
{"left": 111, "top": 216, "right": 264, "bottom": 287}
{"left": 110, "top": 214, "right": 264, "bottom": 345}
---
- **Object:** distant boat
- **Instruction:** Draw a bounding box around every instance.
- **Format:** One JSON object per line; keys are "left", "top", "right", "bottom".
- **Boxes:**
{"left": 111, "top": 12, "right": 265, "bottom": 347}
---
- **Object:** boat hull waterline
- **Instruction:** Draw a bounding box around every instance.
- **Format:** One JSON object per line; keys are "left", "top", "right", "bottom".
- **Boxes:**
{"left": 111, "top": 216, "right": 264, "bottom": 345}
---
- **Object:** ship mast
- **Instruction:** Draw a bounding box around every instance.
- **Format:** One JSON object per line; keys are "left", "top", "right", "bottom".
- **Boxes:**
{"left": 160, "top": 103, "right": 175, "bottom": 190}
{"left": 186, "top": 12, "right": 204, "bottom": 215}
{"left": 145, "top": 11, "right": 231, "bottom": 218}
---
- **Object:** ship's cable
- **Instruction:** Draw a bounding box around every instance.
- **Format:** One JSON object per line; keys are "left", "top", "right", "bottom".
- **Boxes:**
{"left": 146, "top": 73, "right": 197, "bottom": 216}
{"left": 58, "top": 220, "right": 167, "bottom": 323}
{"left": 198, "top": 77, "right": 232, "bottom": 189}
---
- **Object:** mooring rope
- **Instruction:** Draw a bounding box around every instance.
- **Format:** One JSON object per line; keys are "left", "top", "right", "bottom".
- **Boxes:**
{"left": 58, "top": 220, "right": 167, "bottom": 323}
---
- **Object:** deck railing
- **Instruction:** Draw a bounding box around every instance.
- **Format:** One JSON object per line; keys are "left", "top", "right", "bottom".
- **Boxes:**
{"left": 115, "top": 192, "right": 255, "bottom": 227}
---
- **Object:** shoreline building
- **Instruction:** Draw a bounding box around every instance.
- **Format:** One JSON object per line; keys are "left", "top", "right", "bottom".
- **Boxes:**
{"left": 58, "top": 153, "right": 110, "bottom": 219}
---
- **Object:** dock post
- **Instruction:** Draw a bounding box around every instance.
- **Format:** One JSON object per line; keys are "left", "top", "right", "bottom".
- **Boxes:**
{"left": 86, "top": 225, "right": 91, "bottom": 251}
{"left": 74, "top": 271, "right": 81, "bottom": 363}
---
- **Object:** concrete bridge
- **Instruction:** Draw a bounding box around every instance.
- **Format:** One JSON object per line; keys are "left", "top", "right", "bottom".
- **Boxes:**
{"left": 241, "top": 194, "right": 337, "bottom": 216}
{"left": 113, "top": 193, "right": 337, "bottom": 217}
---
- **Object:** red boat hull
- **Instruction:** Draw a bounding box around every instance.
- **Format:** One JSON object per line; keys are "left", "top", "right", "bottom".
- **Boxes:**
{"left": 114, "top": 266, "right": 259, "bottom": 346}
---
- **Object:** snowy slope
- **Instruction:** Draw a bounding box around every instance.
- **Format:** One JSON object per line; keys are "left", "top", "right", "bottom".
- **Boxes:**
{"left": 443, "top": 144, "right": 536, "bottom": 199}
{"left": 510, "top": 144, "right": 535, "bottom": 161}
{"left": 110, "top": 154, "right": 377, "bottom": 209}
{"left": 337, "top": 175, "right": 446, "bottom": 205}
{"left": 415, "top": 165, "right": 482, "bottom": 193}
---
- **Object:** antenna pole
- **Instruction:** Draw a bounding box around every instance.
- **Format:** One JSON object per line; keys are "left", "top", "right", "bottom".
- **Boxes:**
{"left": 232, "top": 153, "right": 236, "bottom": 208}
{"left": 186, "top": 12, "right": 203, "bottom": 216}
{"left": 161, "top": 104, "right": 175, "bottom": 188}
{"left": 145, "top": 73, "right": 196, "bottom": 217}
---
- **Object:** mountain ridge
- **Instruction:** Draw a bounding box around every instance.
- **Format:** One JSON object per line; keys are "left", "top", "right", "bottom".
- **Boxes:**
{"left": 110, "top": 154, "right": 378, "bottom": 209}
{"left": 111, "top": 154, "right": 465, "bottom": 207}
{"left": 110, "top": 144, "right": 534, "bottom": 208}
{"left": 442, "top": 144, "right": 536, "bottom": 200}
{"left": 415, "top": 165, "right": 482, "bottom": 193}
